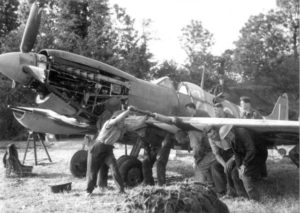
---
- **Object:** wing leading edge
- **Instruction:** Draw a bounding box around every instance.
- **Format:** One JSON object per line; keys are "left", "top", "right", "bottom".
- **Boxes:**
{"left": 145, "top": 115, "right": 299, "bottom": 146}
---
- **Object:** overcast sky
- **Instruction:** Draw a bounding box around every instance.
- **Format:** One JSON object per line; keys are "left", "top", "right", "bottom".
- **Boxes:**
{"left": 110, "top": 0, "right": 277, "bottom": 64}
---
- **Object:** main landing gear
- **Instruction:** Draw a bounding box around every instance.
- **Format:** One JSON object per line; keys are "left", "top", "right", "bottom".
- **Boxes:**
{"left": 69, "top": 137, "right": 144, "bottom": 187}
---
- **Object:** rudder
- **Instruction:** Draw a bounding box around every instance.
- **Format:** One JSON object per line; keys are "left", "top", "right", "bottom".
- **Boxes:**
{"left": 264, "top": 93, "right": 289, "bottom": 120}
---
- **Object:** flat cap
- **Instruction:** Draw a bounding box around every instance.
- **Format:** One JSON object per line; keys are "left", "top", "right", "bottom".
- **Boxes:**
{"left": 240, "top": 96, "right": 251, "bottom": 102}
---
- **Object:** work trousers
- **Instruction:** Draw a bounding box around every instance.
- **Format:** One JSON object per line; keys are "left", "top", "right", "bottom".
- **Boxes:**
{"left": 194, "top": 152, "right": 216, "bottom": 186}
{"left": 142, "top": 143, "right": 158, "bottom": 185}
{"left": 86, "top": 142, "right": 124, "bottom": 193}
{"left": 231, "top": 153, "right": 267, "bottom": 201}
{"left": 259, "top": 148, "right": 268, "bottom": 177}
{"left": 142, "top": 134, "right": 173, "bottom": 185}
{"left": 156, "top": 134, "right": 173, "bottom": 185}
{"left": 231, "top": 167, "right": 259, "bottom": 201}
{"left": 211, "top": 149, "right": 235, "bottom": 194}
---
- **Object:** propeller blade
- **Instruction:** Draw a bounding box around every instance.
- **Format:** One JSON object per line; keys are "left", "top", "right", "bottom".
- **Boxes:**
{"left": 20, "top": 2, "right": 42, "bottom": 53}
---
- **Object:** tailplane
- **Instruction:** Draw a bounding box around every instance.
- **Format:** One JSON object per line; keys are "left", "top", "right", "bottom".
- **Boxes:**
{"left": 264, "top": 93, "right": 289, "bottom": 120}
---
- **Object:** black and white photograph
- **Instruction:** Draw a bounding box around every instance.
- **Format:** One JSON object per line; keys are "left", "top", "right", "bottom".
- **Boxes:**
{"left": 0, "top": 0, "right": 299, "bottom": 212}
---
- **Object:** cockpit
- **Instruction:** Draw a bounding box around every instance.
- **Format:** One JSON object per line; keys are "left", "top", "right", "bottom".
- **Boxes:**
{"left": 151, "top": 76, "right": 175, "bottom": 90}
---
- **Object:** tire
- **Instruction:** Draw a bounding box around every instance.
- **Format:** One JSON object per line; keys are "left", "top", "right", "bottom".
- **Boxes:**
{"left": 70, "top": 150, "right": 88, "bottom": 178}
{"left": 277, "top": 148, "right": 287, "bottom": 156}
{"left": 119, "top": 157, "right": 143, "bottom": 187}
{"left": 117, "top": 155, "right": 135, "bottom": 167}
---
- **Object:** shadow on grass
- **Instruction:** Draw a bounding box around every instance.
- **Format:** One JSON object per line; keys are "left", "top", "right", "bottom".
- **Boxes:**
{"left": 37, "top": 172, "right": 71, "bottom": 179}
{"left": 166, "top": 159, "right": 194, "bottom": 179}
{"left": 257, "top": 160, "right": 299, "bottom": 201}
{"left": 36, "top": 162, "right": 57, "bottom": 166}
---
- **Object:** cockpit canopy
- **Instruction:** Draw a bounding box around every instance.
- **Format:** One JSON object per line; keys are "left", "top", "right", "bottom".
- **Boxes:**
{"left": 151, "top": 76, "right": 175, "bottom": 90}
{"left": 178, "top": 82, "right": 206, "bottom": 100}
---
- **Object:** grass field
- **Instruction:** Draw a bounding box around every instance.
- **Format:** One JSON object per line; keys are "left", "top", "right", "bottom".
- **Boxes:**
{"left": 0, "top": 139, "right": 299, "bottom": 213}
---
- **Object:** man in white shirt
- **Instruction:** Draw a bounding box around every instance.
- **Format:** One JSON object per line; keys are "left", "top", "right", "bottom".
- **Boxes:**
{"left": 86, "top": 106, "right": 147, "bottom": 195}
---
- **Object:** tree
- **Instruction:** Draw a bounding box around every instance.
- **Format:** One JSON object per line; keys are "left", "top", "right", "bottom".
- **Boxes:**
{"left": 85, "top": 0, "right": 115, "bottom": 61}
{"left": 233, "top": 5, "right": 299, "bottom": 94}
{"left": 112, "top": 12, "right": 155, "bottom": 79}
{"left": 55, "top": 0, "right": 90, "bottom": 53}
{"left": 276, "top": 0, "right": 299, "bottom": 57}
{"left": 0, "top": 0, "right": 19, "bottom": 39}
{"left": 151, "top": 60, "right": 190, "bottom": 88}
{"left": 0, "top": 0, "right": 19, "bottom": 52}
{"left": 180, "top": 20, "right": 216, "bottom": 88}
{"left": 152, "top": 60, "right": 179, "bottom": 79}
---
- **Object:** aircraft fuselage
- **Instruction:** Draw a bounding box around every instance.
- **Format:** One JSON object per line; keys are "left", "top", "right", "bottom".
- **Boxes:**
{"left": 0, "top": 49, "right": 241, "bottom": 135}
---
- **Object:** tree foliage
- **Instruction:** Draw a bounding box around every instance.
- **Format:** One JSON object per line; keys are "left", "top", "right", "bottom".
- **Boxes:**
{"left": 232, "top": 0, "right": 299, "bottom": 94}
{"left": 180, "top": 20, "right": 218, "bottom": 88}
{"left": 0, "top": 0, "right": 19, "bottom": 39}
{"left": 151, "top": 60, "right": 190, "bottom": 88}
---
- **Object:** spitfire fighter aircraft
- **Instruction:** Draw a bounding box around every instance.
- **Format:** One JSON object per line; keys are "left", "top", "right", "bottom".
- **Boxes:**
{"left": 0, "top": 2, "right": 298, "bottom": 186}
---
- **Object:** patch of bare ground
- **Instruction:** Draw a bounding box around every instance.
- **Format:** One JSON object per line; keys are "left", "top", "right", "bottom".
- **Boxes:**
{"left": 0, "top": 140, "right": 299, "bottom": 213}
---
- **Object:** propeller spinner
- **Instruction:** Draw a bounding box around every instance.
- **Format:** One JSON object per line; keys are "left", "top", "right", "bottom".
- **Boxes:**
{"left": 0, "top": 2, "right": 44, "bottom": 84}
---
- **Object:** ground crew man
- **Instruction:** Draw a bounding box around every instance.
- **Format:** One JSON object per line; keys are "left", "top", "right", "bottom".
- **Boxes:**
{"left": 239, "top": 96, "right": 267, "bottom": 178}
{"left": 141, "top": 133, "right": 174, "bottom": 186}
{"left": 220, "top": 125, "right": 267, "bottom": 201}
{"left": 213, "top": 102, "right": 234, "bottom": 118}
{"left": 207, "top": 126, "right": 236, "bottom": 197}
{"left": 209, "top": 103, "right": 236, "bottom": 196}
{"left": 86, "top": 106, "right": 147, "bottom": 195}
{"left": 239, "top": 96, "right": 262, "bottom": 119}
{"left": 185, "top": 103, "right": 215, "bottom": 185}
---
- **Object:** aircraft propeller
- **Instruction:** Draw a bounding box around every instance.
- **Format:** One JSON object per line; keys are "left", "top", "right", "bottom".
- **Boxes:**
{"left": 0, "top": 1, "right": 44, "bottom": 85}
{"left": 20, "top": 1, "right": 42, "bottom": 53}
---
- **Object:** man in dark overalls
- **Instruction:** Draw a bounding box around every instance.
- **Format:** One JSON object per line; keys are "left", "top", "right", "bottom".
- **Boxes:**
{"left": 239, "top": 96, "right": 262, "bottom": 119}
{"left": 208, "top": 103, "right": 236, "bottom": 196}
{"left": 141, "top": 132, "right": 174, "bottom": 186}
{"left": 239, "top": 96, "right": 268, "bottom": 178}
{"left": 221, "top": 125, "right": 267, "bottom": 201}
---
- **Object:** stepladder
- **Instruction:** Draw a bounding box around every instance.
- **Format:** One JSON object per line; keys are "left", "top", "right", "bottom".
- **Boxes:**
{"left": 23, "top": 131, "right": 52, "bottom": 165}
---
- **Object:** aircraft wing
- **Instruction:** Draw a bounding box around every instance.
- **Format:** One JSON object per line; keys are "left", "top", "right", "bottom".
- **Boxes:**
{"left": 144, "top": 114, "right": 299, "bottom": 146}
{"left": 146, "top": 116, "right": 298, "bottom": 133}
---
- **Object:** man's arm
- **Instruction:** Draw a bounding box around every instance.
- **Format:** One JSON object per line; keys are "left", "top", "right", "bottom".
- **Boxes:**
{"left": 236, "top": 128, "right": 256, "bottom": 167}
{"left": 234, "top": 152, "right": 243, "bottom": 168}
{"left": 189, "top": 131, "right": 206, "bottom": 163}
{"left": 107, "top": 109, "right": 131, "bottom": 127}
{"left": 208, "top": 138, "right": 226, "bottom": 168}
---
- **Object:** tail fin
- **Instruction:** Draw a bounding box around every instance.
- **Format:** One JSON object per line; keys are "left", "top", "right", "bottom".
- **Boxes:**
{"left": 264, "top": 93, "right": 289, "bottom": 120}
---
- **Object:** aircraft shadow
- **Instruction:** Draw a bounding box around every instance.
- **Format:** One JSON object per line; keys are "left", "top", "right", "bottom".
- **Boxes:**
{"left": 36, "top": 172, "right": 71, "bottom": 179}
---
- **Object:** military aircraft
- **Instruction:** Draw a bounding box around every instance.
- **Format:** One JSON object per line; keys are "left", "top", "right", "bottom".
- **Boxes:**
{"left": 0, "top": 2, "right": 298, "bottom": 186}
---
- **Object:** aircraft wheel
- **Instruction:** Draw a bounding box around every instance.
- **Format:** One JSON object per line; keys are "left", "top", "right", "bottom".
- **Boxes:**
{"left": 289, "top": 145, "right": 299, "bottom": 168}
{"left": 70, "top": 150, "right": 87, "bottom": 178}
{"left": 277, "top": 148, "right": 287, "bottom": 156}
{"left": 117, "top": 155, "right": 135, "bottom": 166}
{"left": 118, "top": 156, "right": 143, "bottom": 187}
